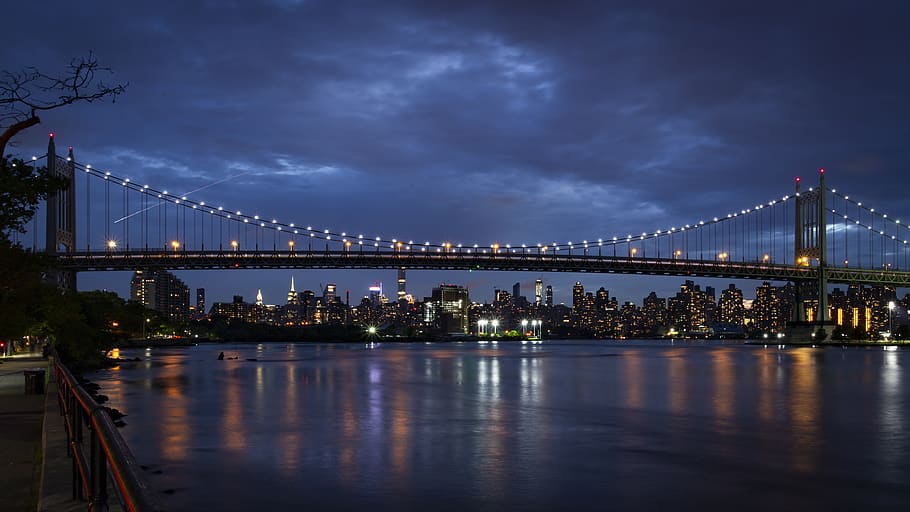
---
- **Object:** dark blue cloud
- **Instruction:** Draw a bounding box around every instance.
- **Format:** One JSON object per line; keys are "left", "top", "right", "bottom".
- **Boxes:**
{"left": 4, "top": 1, "right": 910, "bottom": 304}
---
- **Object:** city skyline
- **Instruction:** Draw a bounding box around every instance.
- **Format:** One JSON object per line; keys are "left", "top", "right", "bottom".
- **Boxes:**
{"left": 4, "top": 2, "right": 910, "bottom": 303}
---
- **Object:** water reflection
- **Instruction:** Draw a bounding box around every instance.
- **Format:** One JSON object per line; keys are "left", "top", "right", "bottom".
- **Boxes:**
{"left": 88, "top": 342, "right": 910, "bottom": 511}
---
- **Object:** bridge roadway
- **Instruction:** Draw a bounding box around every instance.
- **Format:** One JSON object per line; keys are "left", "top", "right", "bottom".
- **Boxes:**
{"left": 53, "top": 250, "right": 910, "bottom": 286}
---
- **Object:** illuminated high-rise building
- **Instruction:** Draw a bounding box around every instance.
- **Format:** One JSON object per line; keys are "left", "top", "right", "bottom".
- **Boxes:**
{"left": 398, "top": 267, "right": 407, "bottom": 302}
{"left": 129, "top": 269, "right": 190, "bottom": 321}
{"left": 256, "top": 289, "right": 264, "bottom": 306}
{"left": 535, "top": 279, "right": 543, "bottom": 306}
{"left": 287, "top": 276, "right": 299, "bottom": 305}
{"left": 428, "top": 284, "right": 470, "bottom": 333}
{"left": 324, "top": 283, "right": 337, "bottom": 304}
{"left": 572, "top": 282, "right": 584, "bottom": 308}
{"left": 545, "top": 285, "right": 553, "bottom": 307}
{"left": 717, "top": 284, "right": 744, "bottom": 326}
{"left": 196, "top": 288, "right": 205, "bottom": 318}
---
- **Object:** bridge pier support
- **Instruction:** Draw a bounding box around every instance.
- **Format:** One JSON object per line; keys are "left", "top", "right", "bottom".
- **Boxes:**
{"left": 788, "top": 168, "right": 835, "bottom": 342}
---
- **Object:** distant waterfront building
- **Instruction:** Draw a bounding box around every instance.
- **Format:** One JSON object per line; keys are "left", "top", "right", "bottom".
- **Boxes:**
{"left": 545, "top": 285, "right": 553, "bottom": 307}
{"left": 535, "top": 279, "right": 543, "bottom": 306}
{"left": 752, "top": 282, "right": 785, "bottom": 333}
{"left": 398, "top": 267, "right": 407, "bottom": 303}
{"left": 717, "top": 284, "right": 744, "bottom": 326}
{"left": 287, "top": 277, "right": 299, "bottom": 305}
{"left": 426, "top": 284, "right": 470, "bottom": 333}
{"left": 129, "top": 269, "right": 190, "bottom": 321}
{"left": 324, "top": 283, "right": 337, "bottom": 304}
{"left": 196, "top": 288, "right": 205, "bottom": 319}
{"left": 210, "top": 295, "right": 254, "bottom": 323}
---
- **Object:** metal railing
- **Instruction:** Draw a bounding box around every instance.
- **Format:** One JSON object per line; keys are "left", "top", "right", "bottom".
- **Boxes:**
{"left": 54, "top": 352, "right": 165, "bottom": 511}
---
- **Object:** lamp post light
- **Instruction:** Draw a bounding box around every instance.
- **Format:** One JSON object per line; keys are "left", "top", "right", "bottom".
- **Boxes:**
{"left": 478, "top": 319, "right": 488, "bottom": 336}
{"left": 171, "top": 240, "right": 180, "bottom": 253}
{"left": 231, "top": 240, "right": 238, "bottom": 252}
{"left": 491, "top": 319, "right": 499, "bottom": 336}
{"left": 521, "top": 319, "right": 528, "bottom": 335}
{"left": 107, "top": 240, "right": 117, "bottom": 252}
{"left": 288, "top": 240, "right": 295, "bottom": 254}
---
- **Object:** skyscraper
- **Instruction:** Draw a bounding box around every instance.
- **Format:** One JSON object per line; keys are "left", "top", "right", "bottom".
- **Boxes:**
{"left": 535, "top": 279, "right": 543, "bottom": 306}
{"left": 398, "top": 267, "right": 407, "bottom": 302}
{"left": 428, "top": 284, "right": 470, "bottom": 333}
{"left": 324, "top": 283, "right": 337, "bottom": 304}
{"left": 546, "top": 285, "right": 553, "bottom": 307}
{"left": 129, "top": 270, "right": 190, "bottom": 321}
{"left": 287, "top": 276, "right": 298, "bottom": 305}
{"left": 572, "top": 282, "right": 584, "bottom": 308}
{"left": 196, "top": 288, "right": 205, "bottom": 318}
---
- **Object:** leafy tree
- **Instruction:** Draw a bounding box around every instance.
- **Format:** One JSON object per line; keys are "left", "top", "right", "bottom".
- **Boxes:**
{"left": 1, "top": 53, "right": 126, "bottom": 156}
{"left": 0, "top": 156, "right": 67, "bottom": 244}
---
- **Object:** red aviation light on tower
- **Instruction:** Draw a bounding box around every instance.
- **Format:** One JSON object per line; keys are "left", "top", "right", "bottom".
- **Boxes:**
{"left": 49, "top": 132, "right": 54, "bottom": 138}
{"left": 819, "top": 167, "right": 825, "bottom": 175}
{"left": 795, "top": 176, "right": 801, "bottom": 183}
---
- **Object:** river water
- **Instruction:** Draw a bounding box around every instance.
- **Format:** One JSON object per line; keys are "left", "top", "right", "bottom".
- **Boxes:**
{"left": 89, "top": 341, "right": 910, "bottom": 511}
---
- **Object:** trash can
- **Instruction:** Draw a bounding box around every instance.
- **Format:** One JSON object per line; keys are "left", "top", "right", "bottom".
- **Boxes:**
{"left": 24, "top": 368, "right": 45, "bottom": 394}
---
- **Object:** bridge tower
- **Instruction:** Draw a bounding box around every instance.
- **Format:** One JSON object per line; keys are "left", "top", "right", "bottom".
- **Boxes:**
{"left": 793, "top": 169, "right": 828, "bottom": 324}
{"left": 44, "top": 133, "right": 77, "bottom": 291}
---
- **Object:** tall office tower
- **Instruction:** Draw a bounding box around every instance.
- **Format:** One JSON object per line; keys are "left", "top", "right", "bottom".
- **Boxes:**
{"left": 196, "top": 288, "right": 205, "bottom": 318}
{"left": 546, "top": 285, "right": 553, "bottom": 307}
{"left": 256, "top": 289, "right": 264, "bottom": 306}
{"left": 535, "top": 279, "right": 543, "bottom": 306}
{"left": 429, "top": 284, "right": 470, "bottom": 333}
{"left": 287, "top": 276, "right": 299, "bottom": 305}
{"left": 369, "top": 283, "right": 383, "bottom": 306}
{"left": 324, "top": 283, "right": 337, "bottom": 303}
{"left": 572, "top": 282, "right": 584, "bottom": 308}
{"left": 512, "top": 282, "right": 521, "bottom": 303}
{"left": 129, "top": 269, "right": 190, "bottom": 321}
{"left": 398, "top": 267, "right": 407, "bottom": 302}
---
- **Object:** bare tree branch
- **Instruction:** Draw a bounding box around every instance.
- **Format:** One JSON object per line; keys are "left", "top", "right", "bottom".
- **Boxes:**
{"left": 0, "top": 53, "right": 127, "bottom": 156}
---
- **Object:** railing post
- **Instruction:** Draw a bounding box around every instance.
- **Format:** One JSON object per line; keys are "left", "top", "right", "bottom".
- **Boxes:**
{"left": 89, "top": 424, "right": 109, "bottom": 511}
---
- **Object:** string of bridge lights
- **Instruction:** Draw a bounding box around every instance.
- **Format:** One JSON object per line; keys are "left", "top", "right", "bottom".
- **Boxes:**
{"left": 830, "top": 190, "right": 910, "bottom": 241}
{"left": 31, "top": 152, "right": 857, "bottom": 255}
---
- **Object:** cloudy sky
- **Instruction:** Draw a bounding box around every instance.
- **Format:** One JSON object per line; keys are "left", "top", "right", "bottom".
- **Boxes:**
{"left": 4, "top": 1, "right": 910, "bottom": 305}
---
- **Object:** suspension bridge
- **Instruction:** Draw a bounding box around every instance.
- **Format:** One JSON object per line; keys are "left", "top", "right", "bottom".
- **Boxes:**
{"left": 19, "top": 134, "right": 910, "bottom": 325}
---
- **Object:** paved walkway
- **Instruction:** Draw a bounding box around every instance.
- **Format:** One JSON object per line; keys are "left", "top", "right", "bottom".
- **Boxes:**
{"left": 2, "top": 355, "right": 132, "bottom": 512}
{"left": 0, "top": 356, "right": 49, "bottom": 511}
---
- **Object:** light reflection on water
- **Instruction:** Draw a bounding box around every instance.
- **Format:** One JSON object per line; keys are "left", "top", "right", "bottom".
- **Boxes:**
{"left": 92, "top": 341, "right": 910, "bottom": 511}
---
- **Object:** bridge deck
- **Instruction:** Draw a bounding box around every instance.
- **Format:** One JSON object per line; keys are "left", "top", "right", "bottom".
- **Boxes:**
{"left": 52, "top": 250, "right": 910, "bottom": 286}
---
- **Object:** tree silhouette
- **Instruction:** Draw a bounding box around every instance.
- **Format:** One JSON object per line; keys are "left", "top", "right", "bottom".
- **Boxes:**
{"left": 0, "top": 53, "right": 127, "bottom": 156}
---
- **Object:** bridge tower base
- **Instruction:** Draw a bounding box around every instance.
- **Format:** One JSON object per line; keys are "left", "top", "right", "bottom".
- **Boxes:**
{"left": 44, "top": 134, "right": 77, "bottom": 292}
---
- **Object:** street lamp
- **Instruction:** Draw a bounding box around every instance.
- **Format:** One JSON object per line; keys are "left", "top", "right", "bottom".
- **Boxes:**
{"left": 107, "top": 240, "right": 117, "bottom": 251}
{"left": 478, "top": 319, "right": 488, "bottom": 336}
{"left": 231, "top": 240, "right": 238, "bottom": 252}
{"left": 630, "top": 247, "right": 637, "bottom": 258}
{"left": 171, "top": 240, "right": 180, "bottom": 253}
{"left": 288, "top": 240, "right": 295, "bottom": 253}
{"left": 521, "top": 319, "right": 528, "bottom": 335}
{"left": 491, "top": 319, "right": 499, "bottom": 335}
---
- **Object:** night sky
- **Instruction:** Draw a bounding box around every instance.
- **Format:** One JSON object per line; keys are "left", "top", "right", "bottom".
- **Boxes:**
{"left": 4, "top": 1, "right": 910, "bottom": 306}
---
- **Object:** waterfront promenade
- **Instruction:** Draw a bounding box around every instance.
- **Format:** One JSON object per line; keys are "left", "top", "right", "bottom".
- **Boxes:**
{"left": 0, "top": 354, "right": 86, "bottom": 512}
